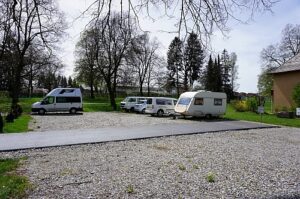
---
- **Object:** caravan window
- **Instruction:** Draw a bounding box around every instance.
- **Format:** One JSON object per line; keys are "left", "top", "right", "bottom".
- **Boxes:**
{"left": 214, "top": 98, "right": 222, "bottom": 106}
{"left": 194, "top": 98, "right": 203, "bottom": 105}
{"left": 178, "top": 98, "right": 191, "bottom": 105}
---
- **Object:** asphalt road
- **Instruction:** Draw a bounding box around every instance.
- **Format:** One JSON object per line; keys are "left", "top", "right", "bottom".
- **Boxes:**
{"left": 0, "top": 120, "right": 277, "bottom": 151}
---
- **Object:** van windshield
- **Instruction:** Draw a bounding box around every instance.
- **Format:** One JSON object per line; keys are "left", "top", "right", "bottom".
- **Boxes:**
{"left": 178, "top": 98, "right": 191, "bottom": 105}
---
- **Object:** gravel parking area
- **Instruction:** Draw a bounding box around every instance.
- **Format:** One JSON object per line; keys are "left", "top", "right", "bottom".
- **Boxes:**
{"left": 29, "top": 112, "right": 196, "bottom": 132}
{"left": 1, "top": 127, "right": 300, "bottom": 198}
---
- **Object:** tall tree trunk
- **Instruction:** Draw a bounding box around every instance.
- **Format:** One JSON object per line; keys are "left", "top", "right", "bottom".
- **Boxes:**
{"left": 147, "top": 81, "right": 150, "bottom": 97}
{"left": 139, "top": 84, "right": 143, "bottom": 96}
{"left": 107, "top": 81, "right": 116, "bottom": 110}
{"left": 28, "top": 65, "right": 33, "bottom": 97}
{"left": 183, "top": 72, "right": 188, "bottom": 92}
{"left": 11, "top": 61, "right": 23, "bottom": 107}
{"left": 176, "top": 68, "right": 180, "bottom": 97}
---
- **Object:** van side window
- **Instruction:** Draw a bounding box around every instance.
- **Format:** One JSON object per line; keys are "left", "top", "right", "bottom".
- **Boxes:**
{"left": 147, "top": 98, "right": 152, "bottom": 104}
{"left": 194, "top": 98, "right": 203, "bottom": 105}
{"left": 56, "top": 97, "right": 81, "bottom": 103}
{"left": 166, "top": 100, "right": 172, "bottom": 105}
{"left": 214, "top": 98, "right": 222, "bottom": 106}
{"left": 56, "top": 97, "right": 67, "bottom": 103}
{"left": 156, "top": 99, "right": 165, "bottom": 105}
{"left": 173, "top": 100, "right": 177, "bottom": 105}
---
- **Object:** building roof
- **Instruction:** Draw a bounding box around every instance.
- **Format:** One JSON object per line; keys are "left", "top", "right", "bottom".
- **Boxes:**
{"left": 270, "top": 53, "right": 300, "bottom": 74}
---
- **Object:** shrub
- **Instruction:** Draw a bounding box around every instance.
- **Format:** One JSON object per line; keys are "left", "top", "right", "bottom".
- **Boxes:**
{"left": 246, "top": 97, "right": 258, "bottom": 112}
{"left": 292, "top": 83, "right": 300, "bottom": 107}
{"left": 231, "top": 100, "right": 248, "bottom": 112}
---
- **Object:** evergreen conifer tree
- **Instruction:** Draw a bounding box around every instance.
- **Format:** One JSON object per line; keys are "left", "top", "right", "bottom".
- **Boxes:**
{"left": 167, "top": 37, "right": 183, "bottom": 96}
{"left": 184, "top": 32, "right": 204, "bottom": 91}
{"left": 204, "top": 55, "right": 215, "bottom": 91}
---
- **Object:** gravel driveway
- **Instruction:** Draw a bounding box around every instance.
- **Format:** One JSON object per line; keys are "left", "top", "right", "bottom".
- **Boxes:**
{"left": 29, "top": 112, "right": 196, "bottom": 132}
{"left": 1, "top": 127, "right": 300, "bottom": 198}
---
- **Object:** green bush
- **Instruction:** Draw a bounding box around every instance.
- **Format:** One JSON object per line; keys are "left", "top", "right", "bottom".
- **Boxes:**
{"left": 246, "top": 97, "right": 258, "bottom": 112}
{"left": 292, "top": 83, "right": 300, "bottom": 107}
{"left": 231, "top": 100, "right": 248, "bottom": 112}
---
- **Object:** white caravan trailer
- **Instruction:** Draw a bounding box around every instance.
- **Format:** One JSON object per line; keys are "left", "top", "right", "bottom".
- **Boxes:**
{"left": 175, "top": 91, "right": 227, "bottom": 118}
{"left": 31, "top": 88, "right": 83, "bottom": 114}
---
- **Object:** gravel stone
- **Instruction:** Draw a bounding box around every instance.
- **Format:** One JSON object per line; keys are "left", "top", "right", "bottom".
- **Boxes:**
{"left": 1, "top": 127, "right": 300, "bottom": 198}
{"left": 29, "top": 112, "right": 195, "bottom": 132}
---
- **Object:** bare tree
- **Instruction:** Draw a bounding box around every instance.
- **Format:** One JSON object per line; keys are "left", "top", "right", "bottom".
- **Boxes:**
{"left": 259, "top": 23, "right": 300, "bottom": 96}
{"left": 93, "top": 13, "right": 133, "bottom": 110}
{"left": 84, "top": 0, "right": 277, "bottom": 45}
{"left": 126, "top": 33, "right": 160, "bottom": 96}
{"left": 74, "top": 29, "right": 100, "bottom": 99}
{"left": 0, "top": 0, "right": 65, "bottom": 108}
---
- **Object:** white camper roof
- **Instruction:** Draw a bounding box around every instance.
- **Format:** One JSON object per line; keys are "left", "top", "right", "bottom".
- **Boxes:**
{"left": 47, "top": 88, "right": 81, "bottom": 97}
{"left": 179, "top": 91, "right": 227, "bottom": 99}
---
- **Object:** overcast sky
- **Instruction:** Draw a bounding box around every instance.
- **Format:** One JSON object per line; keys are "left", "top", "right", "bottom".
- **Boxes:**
{"left": 57, "top": 0, "right": 300, "bottom": 93}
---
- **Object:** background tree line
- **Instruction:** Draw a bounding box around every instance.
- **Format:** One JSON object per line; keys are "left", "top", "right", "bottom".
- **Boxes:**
{"left": 0, "top": 0, "right": 66, "bottom": 110}
{"left": 73, "top": 13, "right": 165, "bottom": 109}
{"left": 166, "top": 35, "right": 238, "bottom": 100}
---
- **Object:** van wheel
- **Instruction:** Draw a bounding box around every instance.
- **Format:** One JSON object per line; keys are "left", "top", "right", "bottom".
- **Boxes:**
{"left": 38, "top": 109, "right": 46, "bottom": 115}
{"left": 130, "top": 107, "right": 135, "bottom": 113}
{"left": 157, "top": 110, "right": 164, "bottom": 117}
{"left": 205, "top": 114, "right": 212, "bottom": 120}
{"left": 141, "top": 108, "right": 146, "bottom": 114}
{"left": 70, "top": 108, "right": 77, "bottom": 114}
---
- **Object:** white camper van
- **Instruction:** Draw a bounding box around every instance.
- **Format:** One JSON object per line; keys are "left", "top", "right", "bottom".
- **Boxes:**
{"left": 145, "top": 97, "right": 177, "bottom": 117}
{"left": 31, "top": 88, "right": 83, "bottom": 114}
{"left": 120, "top": 96, "right": 148, "bottom": 112}
{"left": 175, "top": 91, "right": 227, "bottom": 118}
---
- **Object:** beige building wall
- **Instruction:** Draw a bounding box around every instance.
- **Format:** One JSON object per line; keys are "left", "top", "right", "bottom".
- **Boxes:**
{"left": 273, "top": 70, "right": 300, "bottom": 110}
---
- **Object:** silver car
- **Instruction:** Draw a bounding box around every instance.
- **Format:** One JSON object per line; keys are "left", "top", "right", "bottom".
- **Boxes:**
{"left": 134, "top": 100, "right": 147, "bottom": 114}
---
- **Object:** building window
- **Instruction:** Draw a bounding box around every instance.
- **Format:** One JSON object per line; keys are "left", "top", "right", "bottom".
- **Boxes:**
{"left": 214, "top": 98, "right": 222, "bottom": 106}
{"left": 194, "top": 98, "right": 203, "bottom": 105}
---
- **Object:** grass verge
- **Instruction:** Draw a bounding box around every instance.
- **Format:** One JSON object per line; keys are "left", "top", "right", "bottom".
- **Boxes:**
{"left": 0, "top": 158, "right": 31, "bottom": 199}
{"left": 225, "top": 104, "right": 300, "bottom": 128}
{"left": 3, "top": 114, "right": 32, "bottom": 133}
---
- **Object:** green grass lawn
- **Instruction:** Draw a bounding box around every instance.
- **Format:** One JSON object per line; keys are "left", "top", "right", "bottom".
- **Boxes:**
{"left": 0, "top": 158, "right": 31, "bottom": 199}
{"left": 83, "top": 97, "right": 123, "bottom": 112}
{"left": 3, "top": 114, "right": 32, "bottom": 133}
{"left": 225, "top": 104, "right": 300, "bottom": 128}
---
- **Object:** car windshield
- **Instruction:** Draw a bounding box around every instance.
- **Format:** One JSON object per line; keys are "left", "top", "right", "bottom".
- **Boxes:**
{"left": 178, "top": 98, "right": 191, "bottom": 105}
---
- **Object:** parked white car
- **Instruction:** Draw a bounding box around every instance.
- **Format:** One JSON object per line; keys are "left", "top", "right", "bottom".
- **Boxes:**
{"left": 120, "top": 96, "right": 148, "bottom": 112}
{"left": 134, "top": 100, "right": 147, "bottom": 113}
{"left": 145, "top": 97, "right": 177, "bottom": 117}
{"left": 175, "top": 90, "right": 227, "bottom": 118}
{"left": 31, "top": 88, "right": 83, "bottom": 114}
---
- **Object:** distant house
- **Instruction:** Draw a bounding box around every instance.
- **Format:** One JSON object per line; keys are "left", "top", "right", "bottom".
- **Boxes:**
{"left": 270, "top": 53, "right": 300, "bottom": 110}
